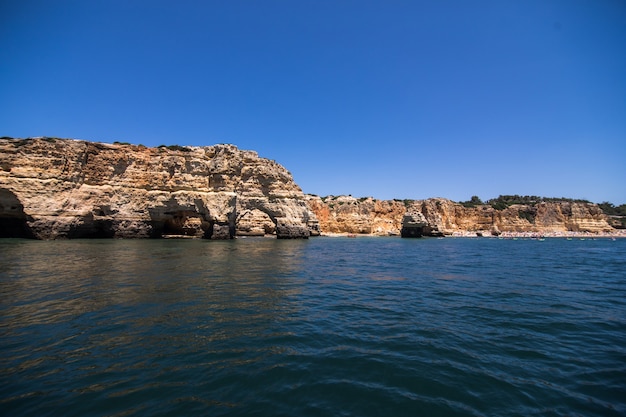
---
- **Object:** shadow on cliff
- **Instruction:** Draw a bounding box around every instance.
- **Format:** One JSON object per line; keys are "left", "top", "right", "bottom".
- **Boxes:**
{"left": 66, "top": 213, "right": 116, "bottom": 239}
{"left": 148, "top": 206, "right": 233, "bottom": 239}
{"left": 0, "top": 189, "right": 36, "bottom": 238}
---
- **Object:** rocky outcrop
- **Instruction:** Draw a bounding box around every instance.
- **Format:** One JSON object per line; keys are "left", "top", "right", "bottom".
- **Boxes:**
{"left": 0, "top": 137, "right": 318, "bottom": 239}
{"left": 307, "top": 196, "right": 615, "bottom": 236}
{"left": 400, "top": 210, "right": 428, "bottom": 237}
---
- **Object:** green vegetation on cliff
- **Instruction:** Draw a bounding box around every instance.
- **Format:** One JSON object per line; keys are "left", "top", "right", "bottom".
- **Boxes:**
{"left": 459, "top": 195, "right": 593, "bottom": 210}
{"left": 598, "top": 202, "right": 626, "bottom": 216}
{"left": 488, "top": 195, "right": 591, "bottom": 209}
{"left": 459, "top": 196, "right": 483, "bottom": 208}
{"left": 599, "top": 202, "right": 626, "bottom": 228}
{"left": 157, "top": 144, "right": 192, "bottom": 152}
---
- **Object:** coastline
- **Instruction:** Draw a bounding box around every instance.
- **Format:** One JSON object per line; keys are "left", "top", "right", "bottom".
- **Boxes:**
{"left": 319, "top": 230, "right": 626, "bottom": 238}
{"left": 1, "top": 139, "right": 623, "bottom": 241}
{"left": 450, "top": 230, "right": 626, "bottom": 238}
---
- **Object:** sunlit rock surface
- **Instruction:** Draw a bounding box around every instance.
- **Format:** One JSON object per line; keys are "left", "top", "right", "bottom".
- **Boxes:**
{"left": 305, "top": 195, "right": 405, "bottom": 236}
{"left": 307, "top": 196, "right": 614, "bottom": 236}
{"left": 0, "top": 138, "right": 318, "bottom": 239}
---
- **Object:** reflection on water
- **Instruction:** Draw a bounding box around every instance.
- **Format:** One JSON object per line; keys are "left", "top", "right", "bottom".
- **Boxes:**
{"left": 1, "top": 237, "right": 625, "bottom": 417}
{"left": 1, "top": 239, "right": 307, "bottom": 328}
{"left": 1, "top": 239, "right": 312, "bottom": 416}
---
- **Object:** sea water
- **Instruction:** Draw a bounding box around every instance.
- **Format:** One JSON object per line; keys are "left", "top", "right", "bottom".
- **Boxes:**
{"left": 1, "top": 237, "right": 625, "bottom": 416}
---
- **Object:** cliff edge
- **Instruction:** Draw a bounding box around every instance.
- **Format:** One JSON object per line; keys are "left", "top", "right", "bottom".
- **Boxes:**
{"left": 0, "top": 137, "right": 615, "bottom": 240}
{"left": 307, "top": 196, "right": 614, "bottom": 236}
{"left": 0, "top": 137, "right": 319, "bottom": 239}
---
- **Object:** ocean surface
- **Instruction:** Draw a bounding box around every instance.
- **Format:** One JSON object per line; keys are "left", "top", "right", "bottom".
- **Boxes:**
{"left": 1, "top": 237, "right": 625, "bottom": 417}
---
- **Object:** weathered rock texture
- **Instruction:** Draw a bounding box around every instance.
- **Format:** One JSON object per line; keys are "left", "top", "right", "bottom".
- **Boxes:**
{"left": 415, "top": 198, "right": 613, "bottom": 235}
{"left": 307, "top": 196, "right": 614, "bottom": 236}
{"left": 305, "top": 195, "right": 406, "bottom": 235}
{"left": 400, "top": 210, "right": 429, "bottom": 238}
{"left": 0, "top": 138, "right": 319, "bottom": 239}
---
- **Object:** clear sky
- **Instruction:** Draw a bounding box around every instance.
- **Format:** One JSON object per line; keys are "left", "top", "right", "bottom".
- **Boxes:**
{"left": 1, "top": 1, "right": 625, "bottom": 204}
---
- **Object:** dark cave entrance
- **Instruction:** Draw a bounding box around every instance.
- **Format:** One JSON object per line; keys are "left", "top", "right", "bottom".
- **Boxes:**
{"left": 0, "top": 189, "right": 35, "bottom": 238}
{"left": 161, "top": 211, "right": 207, "bottom": 237}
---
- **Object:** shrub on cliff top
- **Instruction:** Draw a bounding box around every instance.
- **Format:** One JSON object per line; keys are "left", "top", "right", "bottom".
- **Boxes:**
{"left": 486, "top": 195, "right": 591, "bottom": 210}
{"left": 167, "top": 145, "right": 192, "bottom": 152}
{"left": 459, "top": 196, "right": 483, "bottom": 208}
{"left": 157, "top": 144, "right": 191, "bottom": 152}
{"left": 393, "top": 199, "right": 414, "bottom": 208}
{"left": 598, "top": 202, "right": 626, "bottom": 216}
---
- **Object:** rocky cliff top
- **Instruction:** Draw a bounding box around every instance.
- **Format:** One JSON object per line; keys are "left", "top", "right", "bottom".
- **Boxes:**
{"left": 0, "top": 137, "right": 616, "bottom": 239}
{"left": 0, "top": 137, "right": 318, "bottom": 239}
{"left": 1, "top": 138, "right": 300, "bottom": 194}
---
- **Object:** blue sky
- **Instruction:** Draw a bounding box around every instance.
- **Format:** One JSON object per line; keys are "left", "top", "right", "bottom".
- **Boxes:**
{"left": 1, "top": 1, "right": 625, "bottom": 204}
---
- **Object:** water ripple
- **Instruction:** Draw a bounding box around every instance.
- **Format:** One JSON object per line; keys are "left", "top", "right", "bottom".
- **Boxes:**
{"left": 1, "top": 238, "right": 625, "bottom": 416}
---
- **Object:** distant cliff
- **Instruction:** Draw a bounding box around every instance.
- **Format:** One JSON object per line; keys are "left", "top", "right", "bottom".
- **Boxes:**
{"left": 307, "top": 195, "right": 615, "bottom": 236}
{"left": 0, "top": 138, "right": 318, "bottom": 239}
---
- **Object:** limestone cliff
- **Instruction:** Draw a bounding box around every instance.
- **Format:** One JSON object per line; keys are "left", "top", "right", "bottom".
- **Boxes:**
{"left": 305, "top": 195, "right": 406, "bottom": 235}
{"left": 1, "top": 137, "right": 614, "bottom": 239}
{"left": 0, "top": 137, "right": 318, "bottom": 239}
{"left": 414, "top": 198, "right": 613, "bottom": 235}
{"left": 307, "top": 196, "right": 614, "bottom": 236}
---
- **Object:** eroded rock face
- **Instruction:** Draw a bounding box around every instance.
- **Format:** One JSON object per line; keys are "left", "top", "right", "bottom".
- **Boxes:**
{"left": 307, "top": 196, "right": 614, "bottom": 236}
{"left": 305, "top": 195, "right": 406, "bottom": 235}
{"left": 0, "top": 138, "right": 318, "bottom": 239}
{"left": 414, "top": 199, "right": 613, "bottom": 234}
{"left": 400, "top": 210, "right": 428, "bottom": 238}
